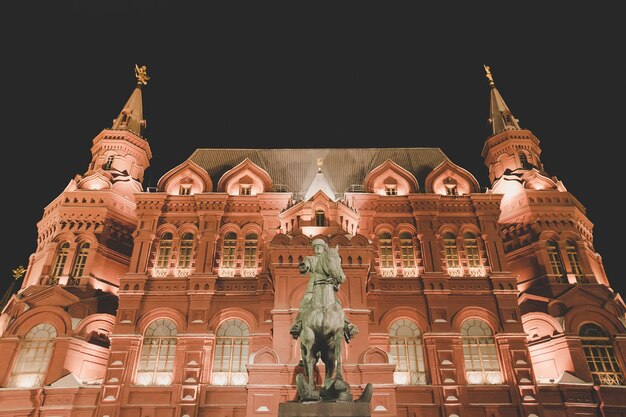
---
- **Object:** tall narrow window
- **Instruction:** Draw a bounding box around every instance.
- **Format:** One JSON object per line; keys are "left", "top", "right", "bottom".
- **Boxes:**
{"left": 103, "top": 155, "right": 114, "bottom": 170}
{"left": 464, "top": 232, "right": 480, "bottom": 268}
{"left": 177, "top": 233, "right": 194, "bottom": 269}
{"left": 443, "top": 232, "right": 460, "bottom": 268}
{"left": 156, "top": 232, "right": 173, "bottom": 269}
{"left": 243, "top": 233, "right": 258, "bottom": 269}
{"left": 546, "top": 240, "right": 566, "bottom": 282}
{"left": 400, "top": 232, "right": 415, "bottom": 268}
{"left": 179, "top": 185, "right": 191, "bottom": 195}
{"left": 211, "top": 319, "right": 250, "bottom": 385}
{"left": 379, "top": 232, "right": 393, "bottom": 268}
{"left": 222, "top": 232, "right": 237, "bottom": 268}
{"left": 461, "top": 319, "right": 502, "bottom": 384}
{"left": 566, "top": 240, "right": 585, "bottom": 283}
{"left": 135, "top": 319, "right": 177, "bottom": 386}
{"left": 51, "top": 242, "right": 70, "bottom": 277}
{"left": 70, "top": 242, "right": 90, "bottom": 277}
{"left": 580, "top": 323, "right": 624, "bottom": 386}
{"left": 389, "top": 319, "right": 426, "bottom": 385}
{"left": 315, "top": 210, "right": 326, "bottom": 226}
{"left": 8, "top": 324, "right": 57, "bottom": 388}
{"left": 519, "top": 152, "right": 531, "bottom": 169}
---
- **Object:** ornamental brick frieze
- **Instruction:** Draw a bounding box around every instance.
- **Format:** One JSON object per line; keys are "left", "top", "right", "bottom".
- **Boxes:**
{"left": 409, "top": 199, "right": 439, "bottom": 212}
{"left": 196, "top": 200, "right": 227, "bottom": 211}
{"left": 215, "top": 279, "right": 258, "bottom": 292}
{"left": 374, "top": 201, "right": 413, "bottom": 213}
{"left": 156, "top": 218, "right": 200, "bottom": 229}
{"left": 163, "top": 201, "right": 197, "bottom": 213}
{"left": 144, "top": 279, "right": 188, "bottom": 292}
{"left": 224, "top": 202, "right": 262, "bottom": 213}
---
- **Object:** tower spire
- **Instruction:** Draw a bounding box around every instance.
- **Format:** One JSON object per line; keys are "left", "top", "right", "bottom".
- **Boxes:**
{"left": 111, "top": 65, "right": 148, "bottom": 136}
{"left": 484, "top": 65, "right": 521, "bottom": 135}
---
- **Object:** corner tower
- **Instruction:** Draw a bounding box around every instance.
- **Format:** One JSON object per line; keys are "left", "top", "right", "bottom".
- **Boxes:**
{"left": 19, "top": 66, "right": 152, "bottom": 291}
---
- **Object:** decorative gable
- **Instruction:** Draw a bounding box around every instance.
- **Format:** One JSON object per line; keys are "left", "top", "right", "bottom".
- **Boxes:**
{"left": 217, "top": 158, "right": 272, "bottom": 196}
{"left": 364, "top": 159, "right": 419, "bottom": 196}
{"left": 425, "top": 159, "right": 480, "bottom": 196}
{"left": 157, "top": 159, "right": 213, "bottom": 195}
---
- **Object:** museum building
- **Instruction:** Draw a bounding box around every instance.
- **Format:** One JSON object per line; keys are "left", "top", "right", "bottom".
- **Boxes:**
{"left": 0, "top": 67, "right": 624, "bottom": 417}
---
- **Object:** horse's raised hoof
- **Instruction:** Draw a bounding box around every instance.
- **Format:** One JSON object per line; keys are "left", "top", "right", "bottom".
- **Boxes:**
{"left": 296, "top": 373, "right": 320, "bottom": 402}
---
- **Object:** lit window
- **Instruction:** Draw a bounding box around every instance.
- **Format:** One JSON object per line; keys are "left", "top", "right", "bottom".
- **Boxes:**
{"left": 179, "top": 185, "right": 192, "bottom": 195}
{"left": 243, "top": 233, "right": 258, "bottom": 269}
{"left": 379, "top": 232, "right": 393, "bottom": 268}
{"left": 222, "top": 232, "right": 237, "bottom": 268}
{"left": 315, "top": 210, "right": 325, "bottom": 227}
{"left": 443, "top": 232, "right": 460, "bottom": 268}
{"left": 461, "top": 319, "right": 502, "bottom": 384}
{"left": 51, "top": 242, "right": 70, "bottom": 278}
{"left": 135, "top": 319, "right": 177, "bottom": 386}
{"left": 400, "top": 232, "right": 415, "bottom": 268}
{"left": 464, "top": 233, "right": 480, "bottom": 268}
{"left": 443, "top": 177, "right": 458, "bottom": 196}
{"left": 389, "top": 319, "right": 426, "bottom": 385}
{"left": 8, "top": 323, "right": 57, "bottom": 387}
{"left": 566, "top": 240, "right": 585, "bottom": 283}
{"left": 580, "top": 323, "right": 624, "bottom": 386}
{"left": 240, "top": 184, "right": 252, "bottom": 195}
{"left": 519, "top": 152, "right": 531, "bottom": 169}
{"left": 546, "top": 240, "right": 566, "bottom": 282}
{"left": 385, "top": 185, "right": 398, "bottom": 196}
{"left": 211, "top": 319, "right": 250, "bottom": 385}
{"left": 70, "top": 242, "right": 90, "bottom": 278}
{"left": 156, "top": 232, "right": 173, "bottom": 269}
{"left": 177, "top": 233, "right": 194, "bottom": 269}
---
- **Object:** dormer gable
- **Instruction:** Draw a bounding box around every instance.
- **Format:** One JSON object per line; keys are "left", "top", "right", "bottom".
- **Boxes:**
{"left": 364, "top": 159, "right": 419, "bottom": 196}
{"left": 157, "top": 159, "right": 213, "bottom": 195}
{"left": 217, "top": 158, "right": 272, "bottom": 196}
{"left": 425, "top": 159, "right": 481, "bottom": 196}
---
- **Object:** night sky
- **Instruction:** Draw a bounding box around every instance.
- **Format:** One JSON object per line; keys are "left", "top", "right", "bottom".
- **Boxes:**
{"left": 2, "top": 3, "right": 624, "bottom": 296}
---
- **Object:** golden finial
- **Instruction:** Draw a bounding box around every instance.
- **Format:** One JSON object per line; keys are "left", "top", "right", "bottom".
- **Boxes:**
{"left": 12, "top": 265, "right": 26, "bottom": 280}
{"left": 135, "top": 64, "right": 150, "bottom": 86}
{"left": 484, "top": 64, "right": 495, "bottom": 86}
{"left": 316, "top": 158, "right": 323, "bottom": 173}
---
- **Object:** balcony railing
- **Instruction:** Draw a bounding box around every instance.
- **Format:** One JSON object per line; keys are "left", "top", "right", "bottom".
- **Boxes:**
{"left": 151, "top": 268, "right": 195, "bottom": 278}
{"left": 401, "top": 267, "right": 419, "bottom": 277}
{"left": 468, "top": 266, "right": 486, "bottom": 277}
{"left": 218, "top": 267, "right": 258, "bottom": 278}
{"left": 447, "top": 267, "right": 464, "bottom": 277}
{"left": 380, "top": 268, "right": 397, "bottom": 278}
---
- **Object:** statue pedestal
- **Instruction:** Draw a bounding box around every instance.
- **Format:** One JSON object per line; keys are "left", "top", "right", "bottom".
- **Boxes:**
{"left": 278, "top": 401, "right": 371, "bottom": 417}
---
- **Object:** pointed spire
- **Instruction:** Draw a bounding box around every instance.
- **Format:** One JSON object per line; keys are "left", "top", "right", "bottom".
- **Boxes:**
{"left": 484, "top": 65, "right": 521, "bottom": 135}
{"left": 111, "top": 64, "right": 148, "bottom": 136}
{"left": 304, "top": 159, "right": 336, "bottom": 201}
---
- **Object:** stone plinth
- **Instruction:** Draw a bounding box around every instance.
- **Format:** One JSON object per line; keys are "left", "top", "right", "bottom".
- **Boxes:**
{"left": 278, "top": 401, "right": 371, "bottom": 417}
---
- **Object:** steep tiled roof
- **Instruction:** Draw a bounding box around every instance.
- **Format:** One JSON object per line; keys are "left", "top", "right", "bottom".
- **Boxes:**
{"left": 189, "top": 148, "right": 448, "bottom": 195}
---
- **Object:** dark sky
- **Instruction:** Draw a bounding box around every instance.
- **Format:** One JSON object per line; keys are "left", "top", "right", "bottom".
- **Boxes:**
{"left": 2, "top": 3, "right": 624, "bottom": 296}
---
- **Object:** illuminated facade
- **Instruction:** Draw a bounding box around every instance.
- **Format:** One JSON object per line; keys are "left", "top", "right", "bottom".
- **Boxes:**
{"left": 1, "top": 68, "right": 625, "bottom": 417}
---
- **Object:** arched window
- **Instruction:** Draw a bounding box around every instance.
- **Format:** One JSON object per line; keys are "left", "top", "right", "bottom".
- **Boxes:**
{"left": 70, "top": 242, "right": 90, "bottom": 277}
{"left": 464, "top": 232, "right": 480, "bottom": 268}
{"left": 177, "top": 232, "right": 194, "bottom": 269}
{"left": 222, "top": 232, "right": 237, "bottom": 268}
{"left": 156, "top": 232, "right": 173, "bottom": 269}
{"left": 135, "top": 319, "right": 178, "bottom": 386}
{"left": 211, "top": 319, "right": 250, "bottom": 385}
{"left": 519, "top": 152, "right": 531, "bottom": 169}
{"left": 566, "top": 240, "right": 585, "bottom": 283}
{"left": 103, "top": 155, "right": 114, "bottom": 170}
{"left": 580, "top": 323, "right": 624, "bottom": 386}
{"left": 243, "top": 233, "right": 258, "bottom": 269}
{"left": 443, "top": 177, "right": 458, "bottom": 196}
{"left": 8, "top": 323, "right": 57, "bottom": 387}
{"left": 443, "top": 232, "right": 460, "bottom": 268}
{"left": 399, "top": 232, "right": 415, "bottom": 268}
{"left": 51, "top": 242, "right": 70, "bottom": 278}
{"left": 461, "top": 319, "right": 502, "bottom": 384}
{"left": 389, "top": 319, "right": 426, "bottom": 385}
{"left": 546, "top": 240, "right": 566, "bottom": 282}
{"left": 379, "top": 232, "right": 393, "bottom": 268}
{"left": 315, "top": 210, "right": 326, "bottom": 227}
